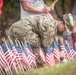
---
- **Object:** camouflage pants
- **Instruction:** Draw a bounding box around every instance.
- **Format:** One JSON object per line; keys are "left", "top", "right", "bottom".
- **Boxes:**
{"left": 8, "top": 15, "right": 58, "bottom": 51}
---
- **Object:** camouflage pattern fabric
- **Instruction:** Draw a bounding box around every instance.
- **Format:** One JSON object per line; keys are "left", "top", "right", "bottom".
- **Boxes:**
{"left": 8, "top": 15, "right": 58, "bottom": 49}
{"left": 63, "top": 13, "right": 74, "bottom": 31}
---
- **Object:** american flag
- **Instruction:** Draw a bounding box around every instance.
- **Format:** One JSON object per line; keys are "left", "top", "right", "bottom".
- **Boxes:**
{"left": 45, "top": 13, "right": 54, "bottom": 19}
{"left": 11, "top": 46, "right": 19, "bottom": 67}
{"left": 22, "top": 41, "right": 31, "bottom": 69}
{"left": 4, "top": 50, "right": 12, "bottom": 66}
{"left": 46, "top": 45, "right": 55, "bottom": 66}
{"left": 0, "top": 44, "right": 12, "bottom": 75}
{"left": 38, "top": 45, "right": 46, "bottom": 62}
{"left": 7, "top": 39, "right": 20, "bottom": 68}
{"left": 1, "top": 41, "right": 12, "bottom": 68}
{"left": 0, "top": 45, "right": 8, "bottom": 67}
{"left": 27, "top": 42, "right": 37, "bottom": 67}
{"left": 53, "top": 40, "right": 60, "bottom": 61}
{"left": 58, "top": 39, "right": 68, "bottom": 58}
{"left": 27, "top": 42, "right": 36, "bottom": 58}
{"left": 73, "top": 44, "right": 76, "bottom": 60}
{"left": 2, "top": 38, "right": 19, "bottom": 71}
{"left": 66, "top": 47, "right": 75, "bottom": 61}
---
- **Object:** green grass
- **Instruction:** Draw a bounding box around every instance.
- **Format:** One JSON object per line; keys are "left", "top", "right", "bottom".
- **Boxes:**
{"left": 16, "top": 61, "right": 76, "bottom": 75}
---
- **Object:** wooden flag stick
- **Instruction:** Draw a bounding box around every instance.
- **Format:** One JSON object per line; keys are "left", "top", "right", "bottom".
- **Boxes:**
{"left": 52, "top": 0, "right": 58, "bottom": 5}
{"left": 4, "top": 66, "right": 13, "bottom": 75}
{"left": 0, "top": 68, "right": 5, "bottom": 75}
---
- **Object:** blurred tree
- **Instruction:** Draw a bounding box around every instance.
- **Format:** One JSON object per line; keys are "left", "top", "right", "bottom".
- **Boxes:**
{"left": 1, "top": 0, "right": 20, "bottom": 29}
{"left": 67, "top": 0, "right": 75, "bottom": 13}
{"left": 0, "top": 0, "right": 20, "bottom": 37}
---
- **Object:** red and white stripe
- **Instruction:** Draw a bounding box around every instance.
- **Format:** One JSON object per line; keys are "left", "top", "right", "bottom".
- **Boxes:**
{"left": 60, "top": 45, "right": 68, "bottom": 57}
{"left": 17, "top": 53, "right": 30, "bottom": 69}
{"left": 46, "top": 53, "right": 55, "bottom": 66}
{"left": 53, "top": 48, "right": 60, "bottom": 61}
{"left": 45, "top": 13, "right": 54, "bottom": 19}
{"left": 26, "top": 48, "right": 37, "bottom": 67}
{"left": 0, "top": 46, "right": 9, "bottom": 67}
{"left": 73, "top": 52, "right": 76, "bottom": 60}
{"left": 66, "top": 48, "right": 75, "bottom": 61}
{"left": 4, "top": 50, "right": 12, "bottom": 66}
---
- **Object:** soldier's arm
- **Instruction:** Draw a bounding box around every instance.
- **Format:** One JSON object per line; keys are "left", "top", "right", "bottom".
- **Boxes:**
{"left": 20, "top": 0, "right": 49, "bottom": 14}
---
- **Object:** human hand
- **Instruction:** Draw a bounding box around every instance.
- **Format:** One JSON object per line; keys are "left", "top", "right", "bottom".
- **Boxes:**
{"left": 50, "top": 4, "right": 55, "bottom": 10}
{"left": 42, "top": 5, "right": 48, "bottom": 14}
{"left": 47, "top": 7, "right": 52, "bottom": 12}
{"left": 49, "top": 0, "right": 58, "bottom": 11}
{"left": 46, "top": 4, "right": 55, "bottom": 12}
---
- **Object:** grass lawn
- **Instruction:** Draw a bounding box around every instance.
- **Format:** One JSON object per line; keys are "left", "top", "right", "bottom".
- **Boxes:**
{"left": 15, "top": 61, "right": 76, "bottom": 75}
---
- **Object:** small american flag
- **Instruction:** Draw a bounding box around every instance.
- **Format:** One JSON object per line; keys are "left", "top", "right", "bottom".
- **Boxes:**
{"left": 0, "top": 45, "right": 8, "bottom": 67}
{"left": 1, "top": 41, "right": 12, "bottom": 67}
{"left": 27, "top": 42, "right": 35, "bottom": 58}
{"left": 58, "top": 40, "right": 68, "bottom": 58}
{"left": 66, "top": 47, "right": 75, "bottom": 61}
{"left": 45, "top": 13, "right": 54, "bottom": 19}
{"left": 53, "top": 40, "right": 60, "bottom": 61}
{"left": 4, "top": 50, "right": 12, "bottom": 66}
{"left": 2, "top": 39, "right": 17, "bottom": 69}
{"left": 73, "top": 44, "right": 76, "bottom": 60}
{"left": 27, "top": 42, "right": 37, "bottom": 67}
{"left": 46, "top": 45, "right": 55, "bottom": 66}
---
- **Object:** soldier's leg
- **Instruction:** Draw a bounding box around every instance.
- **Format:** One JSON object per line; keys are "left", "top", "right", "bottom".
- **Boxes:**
{"left": 8, "top": 17, "right": 41, "bottom": 46}
{"left": 8, "top": 18, "right": 45, "bottom": 67}
{"left": 8, "top": 19, "right": 32, "bottom": 37}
